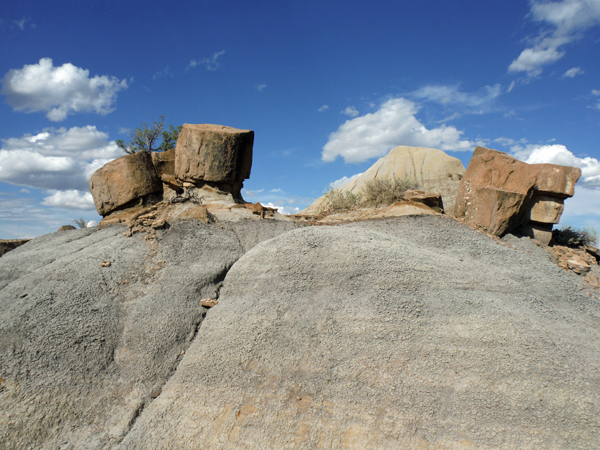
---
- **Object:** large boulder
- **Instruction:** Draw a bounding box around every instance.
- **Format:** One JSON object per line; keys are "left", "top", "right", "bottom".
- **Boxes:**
{"left": 455, "top": 147, "right": 581, "bottom": 242}
{"left": 90, "top": 151, "right": 162, "bottom": 216}
{"left": 174, "top": 124, "right": 253, "bottom": 192}
{"left": 302, "top": 146, "right": 465, "bottom": 215}
{"left": 115, "top": 217, "right": 600, "bottom": 449}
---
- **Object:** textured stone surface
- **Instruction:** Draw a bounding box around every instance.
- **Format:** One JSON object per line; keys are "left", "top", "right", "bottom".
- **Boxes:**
{"left": 0, "top": 239, "right": 30, "bottom": 257}
{"left": 455, "top": 147, "right": 581, "bottom": 238}
{"left": 402, "top": 189, "right": 443, "bottom": 210}
{"left": 461, "top": 187, "right": 527, "bottom": 236}
{"left": 90, "top": 151, "right": 162, "bottom": 216}
{"left": 515, "top": 222, "right": 554, "bottom": 245}
{"left": 301, "top": 146, "right": 465, "bottom": 215}
{"left": 174, "top": 124, "right": 253, "bottom": 187}
{"left": 115, "top": 217, "right": 600, "bottom": 449}
{"left": 0, "top": 219, "right": 297, "bottom": 450}
{"left": 151, "top": 148, "right": 182, "bottom": 191}
{"left": 524, "top": 195, "right": 565, "bottom": 224}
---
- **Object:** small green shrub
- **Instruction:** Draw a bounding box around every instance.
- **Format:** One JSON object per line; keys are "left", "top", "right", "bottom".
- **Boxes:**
{"left": 319, "top": 188, "right": 360, "bottom": 214}
{"left": 361, "top": 177, "right": 419, "bottom": 207}
{"left": 552, "top": 225, "right": 598, "bottom": 247}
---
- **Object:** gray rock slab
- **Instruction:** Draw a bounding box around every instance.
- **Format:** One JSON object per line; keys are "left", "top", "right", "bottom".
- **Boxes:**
{"left": 117, "top": 215, "right": 600, "bottom": 449}
{"left": 0, "top": 220, "right": 295, "bottom": 450}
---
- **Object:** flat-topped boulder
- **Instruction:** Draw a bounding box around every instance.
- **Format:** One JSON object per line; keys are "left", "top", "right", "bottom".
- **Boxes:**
{"left": 90, "top": 151, "right": 162, "bottom": 216}
{"left": 455, "top": 147, "right": 581, "bottom": 242}
{"left": 174, "top": 124, "right": 253, "bottom": 190}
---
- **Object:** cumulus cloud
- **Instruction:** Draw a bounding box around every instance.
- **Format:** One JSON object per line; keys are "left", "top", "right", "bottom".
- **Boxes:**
{"left": 0, "top": 126, "right": 120, "bottom": 195}
{"left": 342, "top": 106, "right": 359, "bottom": 117}
{"left": 41, "top": 190, "right": 95, "bottom": 210}
{"left": 561, "top": 66, "right": 584, "bottom": 78}
{"left": 1, "top": 58, "right": 128, "bottom": 121}
{"left": 329, "top": 173, "right": 363, "bottom": 190}
{"left": 509, "top": 0, "right": 600, "bottom": 76}
{"left": 322, "top": 98, "right": 474, "bottom": 163}
{"left": 522, "top": 144, "right": 600, "bottom": 189}
{"left": 411, "top": 84, "right": 502, "bottom": 108}
{"left": 255, "top": 83, "right": 267, "bottom": 91}
{"left": 318, "top": 105, "right": 329, "bottom": 112}
{"left": 188, "top": 50, "right": 225, "bottom": 71}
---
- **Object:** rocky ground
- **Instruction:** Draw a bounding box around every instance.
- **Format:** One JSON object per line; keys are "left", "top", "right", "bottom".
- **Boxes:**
{"left": 1, "top": 214, "right": 599, "bottom": 449}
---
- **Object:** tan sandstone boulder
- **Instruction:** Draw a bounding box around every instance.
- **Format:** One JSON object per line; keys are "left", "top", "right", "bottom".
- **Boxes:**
{"left": 90, "top": 151, "right": 162, "bottom": 216}
{"left": 455, "top": 147, "right": 581, "bottom": 241}
{"left": 302, "top": 146, "right": 465, "bottom": 215}
{"left": 174, "top": 124, "right": 253, "bottom": 188}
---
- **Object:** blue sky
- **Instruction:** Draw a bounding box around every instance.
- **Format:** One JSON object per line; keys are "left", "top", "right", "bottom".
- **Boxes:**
{"left": 1, "top": 0, "right": 599, "bottom": 238}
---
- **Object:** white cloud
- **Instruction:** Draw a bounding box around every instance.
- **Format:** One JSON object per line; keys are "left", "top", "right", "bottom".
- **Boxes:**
{"left": 318, "top": 105, "right": 329, "bottom": 112}
{"left": 507, "top": 81, "right": 517, "bottom": 93}
{"left": 561, "top": 66, "right": 584, "bottom": 78}
{"left": 509, "top": 0, "right": 600, "bottom": 76}
{"left": 522, "top": 144, "right": 600, "bottom": 190}
{"left": 0, "top": 126, "right": 121, "bottom": 191}
{"left": 329, "top": 173, "right": 363, "bottom": 190}
{"left": 242, "top": 188, "right": 264, "bottom": 197}
{"left": 255, "top": 83, "right": 267, "bottom": 92}
{"left": 342, "top": 106, "right": 359, "bottom": 117}
{"left": 41, "top": 190, "right": 95, "bottom": 210}
{"left": 322, "top": 98, "right": 474, "bottom": 163}
{"left": 592, "top": 89, "right": 600, "bottom": 109}
{"left": 152, "top": 66, "right": 173, "bottom": 80}
{"left": 262, "top": 202, "right": 300, "bottom": 215}
{"left": 1, "top": 58, "right": 128, "bottom": 121}
{"left": 188, "top": 50, "right": 225, "bottom": 71}
{"left": 14, "top": 17, "right": 31, "bottom": 30}
{"left": 411, "top": 84, "right": 502, "bottom": 107}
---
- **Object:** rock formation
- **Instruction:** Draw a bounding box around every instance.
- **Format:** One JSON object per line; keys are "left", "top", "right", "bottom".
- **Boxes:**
{"left": 89, "top": 124, "right": 254, "bottom": 217}
{"left": 0, "top": 239, "right": 30, "bottom": 257}
{"left": 174, "top": 124, "right": 253, "bottom": 192}
{"left": 2, "top": 212, "right": 599, "bottom": 449}
{"left": 90, "top": 151, "right": 163, "bottom": 216}
{"left": 302, "top": 146, "right": 466, "bottom": 215}
{"left": 455, "top": 146, "right": 581, "bottom": 244}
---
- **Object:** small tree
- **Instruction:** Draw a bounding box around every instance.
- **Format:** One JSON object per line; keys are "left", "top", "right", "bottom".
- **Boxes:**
{"left": 117, "top": 116, "right": 182, "bottom": 154}
{"left": 73, "top": 218, "right": 87, "bottom": 229}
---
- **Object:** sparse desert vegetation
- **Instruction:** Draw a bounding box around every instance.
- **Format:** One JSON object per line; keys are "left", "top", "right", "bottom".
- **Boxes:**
{"left": 318, "top": 176, "right": 419, "bottom": 214}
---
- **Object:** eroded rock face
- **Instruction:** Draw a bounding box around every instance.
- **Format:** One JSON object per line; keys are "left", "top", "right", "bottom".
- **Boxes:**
{"left": 151, "top": 148, "right": 182, "bottom": 191}
{"left": 455, "top": 146, "right": 581, "bottom": 242}
{"left": 301, "top": 146, "right": 465, "bottom": 215}
{"left": 174, "top": 124, "right": 253, "bottom": 190}
{"left": 90, "top": 151, "right": 162, "bottom": 216}
{"left": 0, "top": 239, "right": 30, "bottom": 257}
